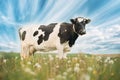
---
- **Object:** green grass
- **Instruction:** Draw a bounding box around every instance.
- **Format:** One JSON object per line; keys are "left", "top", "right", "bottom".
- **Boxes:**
{"left": 0, "top": 52, "right": 120, "bottom": 80}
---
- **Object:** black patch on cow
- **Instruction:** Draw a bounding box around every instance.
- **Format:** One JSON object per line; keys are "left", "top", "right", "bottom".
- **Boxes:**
{"left": 37, "top": 34, "right": 43, "bottom": 45}
{"left": 38, "top": 25, "right": 46, "bottom": 30}
{"left": 38, "top": 23, "right": 57, "bottom": 41}
{"left": 74, "top": 22, "right": 85, "bottom": 34}
{"left": 33, "top": 31, "right": 38, "bottom": 36}
{"left": 22, "top": 31, "right": 26, "bottom": 41}
{"left": 58, "top": 23, "right": 78, "bottom": 47}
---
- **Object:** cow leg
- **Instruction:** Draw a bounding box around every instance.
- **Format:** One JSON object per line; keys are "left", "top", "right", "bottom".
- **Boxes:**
{"left": 63, "top": 47, "right": 71, "bottom": 59}
{"left": 20, "top": 45, "right": 30, "bottom": 59}
{"left": 29, "top": 46, "right": 36, "bottom": 56}
{"left": 20, "top": 46, "right": 24, "bottom": 59}
{"left": 63, "top": 53, "right": 67, "bottom": 59}
{"left": 56, "top": 44, "right": 64, "bottom": 59}
{"left": 63, "top": 51, "right": 68, "bottom": 59}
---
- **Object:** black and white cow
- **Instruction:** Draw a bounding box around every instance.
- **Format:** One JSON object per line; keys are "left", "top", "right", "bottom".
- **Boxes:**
{"left": 19, "top": 17, "right": 91, "bottom": 59}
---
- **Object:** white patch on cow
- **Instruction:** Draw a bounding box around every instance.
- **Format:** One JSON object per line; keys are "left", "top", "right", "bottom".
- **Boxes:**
{"left": 34, "top": 23, "right": 61, "bottom": 51}
{"left": 77, "top": 17, "right": 84, "bottom": 22}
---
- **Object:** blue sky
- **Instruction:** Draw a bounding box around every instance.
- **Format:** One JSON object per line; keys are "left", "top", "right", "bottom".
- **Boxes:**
{"left": 0, "top": 0, "right": 120, "bottom": 54}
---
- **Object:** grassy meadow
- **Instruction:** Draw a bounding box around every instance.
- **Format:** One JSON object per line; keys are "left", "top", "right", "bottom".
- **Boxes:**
{"left": 0, "top": 52, "right": 120, "bottom": 80}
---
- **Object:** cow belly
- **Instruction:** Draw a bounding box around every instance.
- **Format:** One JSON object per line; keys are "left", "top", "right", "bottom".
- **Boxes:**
{"left": 34, "top": 39, "right": 57, "bottom": 52}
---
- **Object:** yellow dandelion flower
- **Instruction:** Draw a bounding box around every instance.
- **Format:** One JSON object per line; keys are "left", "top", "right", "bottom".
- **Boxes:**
{"left": 111, "top": 73, "right": 114, "bottom": 76}
{"left": 93, "top": 70, "right": 97, "bottom": 75}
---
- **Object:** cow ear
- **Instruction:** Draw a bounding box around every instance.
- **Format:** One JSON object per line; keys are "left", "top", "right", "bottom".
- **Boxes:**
{"left": 70, "top": 19, "right": 76, "bottom": 24}
{"left": 85, "top": 19, "right": 91, "bottom": 24}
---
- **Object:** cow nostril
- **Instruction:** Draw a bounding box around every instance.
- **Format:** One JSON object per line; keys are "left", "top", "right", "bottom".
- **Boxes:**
{"left": 80, "top": 31, "right": 86, "bottom": 35}
{"left": 82, "top": 32, "right": 86, "bottom": 34}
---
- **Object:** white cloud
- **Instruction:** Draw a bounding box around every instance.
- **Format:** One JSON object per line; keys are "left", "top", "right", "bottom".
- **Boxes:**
{"left": 40, "top": 0, "right": 87, "bottom": 23}
{"left": 0, "top": 41, "right": 20, "bottom": 52}
{"left": 0, "top": 13, "right": 22, "bottom": 26}
{"left": 72, "top": 24, "right": 120, "bottom": 54}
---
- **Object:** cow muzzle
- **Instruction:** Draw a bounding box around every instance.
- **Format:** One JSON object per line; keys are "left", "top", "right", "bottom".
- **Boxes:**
{"left": 79, "top": 30, "right": 86, "bottom": 35}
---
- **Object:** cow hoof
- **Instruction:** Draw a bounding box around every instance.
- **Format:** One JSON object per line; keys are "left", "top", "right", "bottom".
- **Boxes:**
{"left": 63, "top": 54, "right": 67, "bottom": 59}
{"left": 20, "top": 54, "right": 29, "bottom": 60}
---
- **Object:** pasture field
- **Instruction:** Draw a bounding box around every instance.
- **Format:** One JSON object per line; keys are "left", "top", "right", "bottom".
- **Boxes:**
{"left": 0, "top": 52, "right": 120, "bottom": 80}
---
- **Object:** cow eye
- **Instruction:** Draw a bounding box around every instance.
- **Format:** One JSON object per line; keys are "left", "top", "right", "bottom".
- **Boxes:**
{"left": 82, "top": 20, "right": 86, "bottom": 24}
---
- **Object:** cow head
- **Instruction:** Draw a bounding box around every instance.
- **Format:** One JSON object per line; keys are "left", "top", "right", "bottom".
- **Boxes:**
{"left": 70, "top": 17, "right": 91, "bottom": 35}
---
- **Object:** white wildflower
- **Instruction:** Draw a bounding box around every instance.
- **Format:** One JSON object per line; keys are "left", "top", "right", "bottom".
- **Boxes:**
{"left": 56, "top": 74, "right": 63, "bottom": 79}
{"left": 62, "top": 75, "right": 66, "bottom": 79}
{"left": 75, "top": 63, "right": 80, "bottom": 67}
{"left": 56, "top": 65, "right": 59, "bottom": 68}
{"left": 87, "top": 67, "right": 93, "bottom": 72}
{"left": 48, "top": 78, "right": 55, "bottom": 80}
{"left": 43, "top": 57, "right": 46, "bottom": 60}
{"left": 80, "top": 73, "right": 90, "bottom": 80}
{"left": 96, "top": 56, "right": 102, "bottom": 61}
{"left": 104, "top": 57, "right": 111, "bottom": 63}
{"left": 27, "top": 61, "right": 31, "bottom": 65}
{"left": 24, "top": 67, "right": 36, "bottom": 75}
{"left": 74, "top": 57, "right": 78, "bottom": 61}
{"left": 55, "top": 55, "right": 59, "bottom": 58}
{"left": 84, "top": 55, "right": 88, "bottom": 58}
{"left": 44, "top": 62, "right": 48, "bottom": 65}
{"left": 21, "top": 64, "right": 25, "bottom": 67}
{"left": 63, "top": 72, "right": 67, "bottom": 76}
{"left": 34, "top": 63, "right": 41, "bottom": 68}
{"left": 79, "top": 60, "right": 85, "bottom": 64}
{"left": 3, "top": 59, "right": 7, "bottom": 63}
{"left": 15, "top": 56, "right": 18, "bottom": 59}
{"left": 56, "top": 74, "right": 66, "bottom": 79}
{"left": 106, "top": 57, "right": 111, "bottom": 60}
{"left": 109, "top": 60, "right": 114, "bottom": 64}
{"left": 67, "top": 60, "right": 71, "bottom": 63}
{"left": 21, "top": 57, "right": 23, "bottom": 61}
{"left": 48, "top": 54, "right": 54, "bottom": 61}
{"left": 66, "top": 68, "right": 72, "bottom": 72}
{"left": 74, "top": 66, "right": 80, "bottom": 73}
{"left": 114, "top": 59, "right": 117, "bottom": 61}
